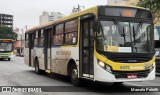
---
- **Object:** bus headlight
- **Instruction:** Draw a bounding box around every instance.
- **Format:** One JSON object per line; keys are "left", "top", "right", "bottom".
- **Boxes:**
{"left": 98, "top": 61, "right": 112, "bottom": 73}
{"left": 105, "top": 65, "right": 111, "bottom": 72}
{"left": 155, "top": 51, "right": 159, "bottom": 56}
{"left": 98, "top": 61, "right": 105, "bottom": 68}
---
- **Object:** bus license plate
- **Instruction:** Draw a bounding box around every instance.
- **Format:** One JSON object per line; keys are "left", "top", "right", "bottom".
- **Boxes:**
{"left": 127, "top": 74, "right": 137, "bottom": 79}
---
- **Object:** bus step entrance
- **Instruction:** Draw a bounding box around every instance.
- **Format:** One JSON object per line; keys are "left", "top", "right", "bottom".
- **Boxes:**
{"left": 45, "top": 69, "right": 51, "bottom": 73}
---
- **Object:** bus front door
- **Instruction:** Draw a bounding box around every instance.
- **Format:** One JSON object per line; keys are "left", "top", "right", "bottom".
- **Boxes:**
{"left": 80, "top": 18, "right": 94, "bottom": 79}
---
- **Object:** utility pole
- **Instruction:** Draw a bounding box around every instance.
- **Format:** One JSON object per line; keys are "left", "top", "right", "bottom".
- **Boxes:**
{"left": 25, "top": 25, "right": 28, "bottom": 30}
{"left": 72, "top": 4, "right": 85, "bottom": 13}
{"left": 20, "top": 28, "right": 24, "bottom": 56}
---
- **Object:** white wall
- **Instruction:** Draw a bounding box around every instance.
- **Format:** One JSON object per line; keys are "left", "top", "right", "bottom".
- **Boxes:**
{"left": 39, "top": 11, "right": 65, "bottom": 25}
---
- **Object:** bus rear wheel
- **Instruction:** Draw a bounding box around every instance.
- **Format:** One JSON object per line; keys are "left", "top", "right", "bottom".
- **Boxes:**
{"left": 70, "top": 64, "right": 81, "bottom": 86}
{"left": 8, "top": 58, "right": 10, "bottom": 61}
{"left": 35, "top": 59, "right": 42, "bottom": 74}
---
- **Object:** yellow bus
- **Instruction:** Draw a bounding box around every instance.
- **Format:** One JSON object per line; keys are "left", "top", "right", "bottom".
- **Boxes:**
{"left": 24, "top": 5, "right": 155, "bottom": 86}
{"left": 0, "top": 39, "right": 13, "bottom": 61}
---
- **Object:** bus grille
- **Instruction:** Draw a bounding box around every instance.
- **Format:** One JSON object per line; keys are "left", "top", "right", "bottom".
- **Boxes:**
{"left": 0, "top": 54, "right": 9, "bottom": 55}
{"left": 113, "top": 70, "right": 149, "bottom": 79}
{"left": 112, "top": 58, "right": 149, "bottom": 63}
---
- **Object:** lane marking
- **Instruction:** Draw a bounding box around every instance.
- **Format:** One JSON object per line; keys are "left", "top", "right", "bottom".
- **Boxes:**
{"left": 125, "top": 82, "right": 143, "bottom": 86}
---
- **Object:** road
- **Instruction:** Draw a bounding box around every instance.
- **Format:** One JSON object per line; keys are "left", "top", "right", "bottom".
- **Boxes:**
{"left": 0, "top": 56, "right": 160, "bottom": 95}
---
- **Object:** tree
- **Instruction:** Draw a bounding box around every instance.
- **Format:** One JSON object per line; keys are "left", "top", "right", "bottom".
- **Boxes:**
{"left": 137, "top": 0, "right": 160, "bottom": 24}
{"left": 0, "top": 26, "right": 17, "bottom": 40}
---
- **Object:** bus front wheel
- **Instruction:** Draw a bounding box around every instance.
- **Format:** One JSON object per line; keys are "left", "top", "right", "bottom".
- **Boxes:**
{"left": 8, "top": 58, "right": 10, "bottom": 61}
{"left": 70, "top": 64, "right": 81, "bottom": 86}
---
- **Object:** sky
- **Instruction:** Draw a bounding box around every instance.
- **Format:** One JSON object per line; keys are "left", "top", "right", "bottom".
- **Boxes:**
{"left": 0, "top": 0, "right": 108, "bottom": 30}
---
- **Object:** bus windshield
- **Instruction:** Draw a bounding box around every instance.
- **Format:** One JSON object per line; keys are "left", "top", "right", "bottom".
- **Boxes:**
{"left": 0, "top": 43, "right": 12, "bottom": 51}
{"left": 96, "top": 20, "right": 152, "bottom": 53}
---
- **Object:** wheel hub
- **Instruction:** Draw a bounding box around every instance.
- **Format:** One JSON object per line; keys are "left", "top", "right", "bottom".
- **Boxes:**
{"left": 72, "top": 69, "right": 78, "bottom": 80}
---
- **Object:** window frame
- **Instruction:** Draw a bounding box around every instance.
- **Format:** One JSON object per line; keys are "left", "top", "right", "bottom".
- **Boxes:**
{"left": 64, "top": 18, "right": 78, "bottom": 45}
{"left": 52, "top": 23, "right": 64, "bottom": 46}
{"left": 38, "top": 29, "right": 44, "bottom": 47}
{"left": 25, "top": 33, "right": 29, "bottom": 48}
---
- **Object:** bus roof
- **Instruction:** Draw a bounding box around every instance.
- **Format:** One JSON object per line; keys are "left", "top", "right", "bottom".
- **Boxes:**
{"left": 25, "top": 5, "right": 149, "bottom": 33}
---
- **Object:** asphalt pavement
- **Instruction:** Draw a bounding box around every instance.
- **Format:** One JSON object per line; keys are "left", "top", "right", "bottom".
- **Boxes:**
{"left": 0, "top": 56, "right": 160, "bottom": 95}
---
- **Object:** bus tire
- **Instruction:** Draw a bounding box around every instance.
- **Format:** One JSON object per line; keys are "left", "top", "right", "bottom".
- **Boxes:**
{"left": 35, "top": 59, "right": 42, "bottom": 74}
{"left": 70, "top": 64, "right": 81, "bottom": 86}
{"left": 8, "top": 58, "right": 10, "bottom": 61}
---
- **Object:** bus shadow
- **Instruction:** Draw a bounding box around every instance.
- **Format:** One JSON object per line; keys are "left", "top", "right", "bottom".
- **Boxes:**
{"left": 28, "top": 70, "right": 70, "bottom": 83}
{"left": 51, "top": 73, "right": 70, "bottom": 83}
{"left": 156, "top": 73, "right": 160, "bottom": 77}
{"left": 46, "top": 75, "right": 157, "bottom": 93}
{"left": 0, "top": 59, "right": 10, "bottom": 61}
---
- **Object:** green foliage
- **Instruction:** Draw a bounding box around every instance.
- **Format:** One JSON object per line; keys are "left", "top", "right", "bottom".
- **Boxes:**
{"left": 0, "top": 26, "right": 17, "bottom": 40}
{"left": 137, "top": 0, "right": 160, "bottom": 24}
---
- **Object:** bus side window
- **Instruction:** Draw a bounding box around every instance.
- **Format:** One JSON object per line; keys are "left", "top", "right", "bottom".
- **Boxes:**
{"left": 38, "top": 29, "right": 44, "bottom": 47}
{"left": 25, "top": 33, "right": 29, "bottom": 48}
{"left": 53, "top": 24, "right": 64, "bottom": 45}
{"left": 64, "top": 19, "right": 78, "bottom": 45}
{"left": 31, "top": 33, "right": 35, "bottom": 48}
{"left": 39, "top": 38, "right": 44, "bottom": 47}
{"left": 34, "top": 31, "right": 38, "bottom": 47}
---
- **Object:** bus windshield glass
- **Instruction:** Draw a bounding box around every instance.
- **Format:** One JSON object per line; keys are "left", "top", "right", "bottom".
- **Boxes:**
{"left": 96, "top": 20, "right": 152, "bottom": 53}
{"left": 0, "top": 43, "right": 12, "bottom": 51}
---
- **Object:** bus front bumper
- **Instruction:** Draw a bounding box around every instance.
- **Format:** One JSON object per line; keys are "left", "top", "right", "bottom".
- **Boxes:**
{"left": 94, "top": 63, "right": 155, "bottom": 82}
{"left": 0, "top": 54, "right": 13, "bottom": 58}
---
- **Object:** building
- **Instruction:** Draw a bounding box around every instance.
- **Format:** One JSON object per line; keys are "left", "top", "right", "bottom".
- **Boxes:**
{"left": 13, "top": 28, "right": 25, "bottom": 56}
{"left": 39, "top": 11, "right": 49, "bottom": 25}
{"left": 0, "top": 13, "right": 13, "bottom": 28}
{"left": 107, "top": 0, "right": 141, "bottom": 5}
{"left": 107, "top": 0, "right": 142, "bottom": 5}
{"left": 107, "top": 0, "right": 125, "bottom": 5}
{"left": 39, "top": 11, "right": 65, "bottom": 25}
{"left": 125, "top": 0, "right": 142, "bottom": 6}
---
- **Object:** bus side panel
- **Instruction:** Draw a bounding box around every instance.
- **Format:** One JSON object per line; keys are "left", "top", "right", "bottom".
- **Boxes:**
{"left": 47, "top": 48, "right": 51, "bottom": 69}
{"left": 24, "top": 48, "right": 29, "bottom": 66}
{"left": 31, "top": 49, "right": 34, "bottom": 67}
{"left": 36, "top": 47, "right": 45, "bottom": 70}
{"left": 51, "top": 47, "right": 79, "bottom": 75}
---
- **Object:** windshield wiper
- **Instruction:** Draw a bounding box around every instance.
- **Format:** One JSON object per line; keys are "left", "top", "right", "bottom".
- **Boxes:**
{"left": 135, "top": 21, "right": 143, "bottom": 36}
{"left": 132, "top": 21, "right": 143, "bottom": 45}
{"left": 113, "top": 18, "right": 126, "bottom": 43}
{"left": 113, "top": 19, "right": 125, "bottom": 37}
{"left": 132, "top": 26, "right": 136, "bottom": 45}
